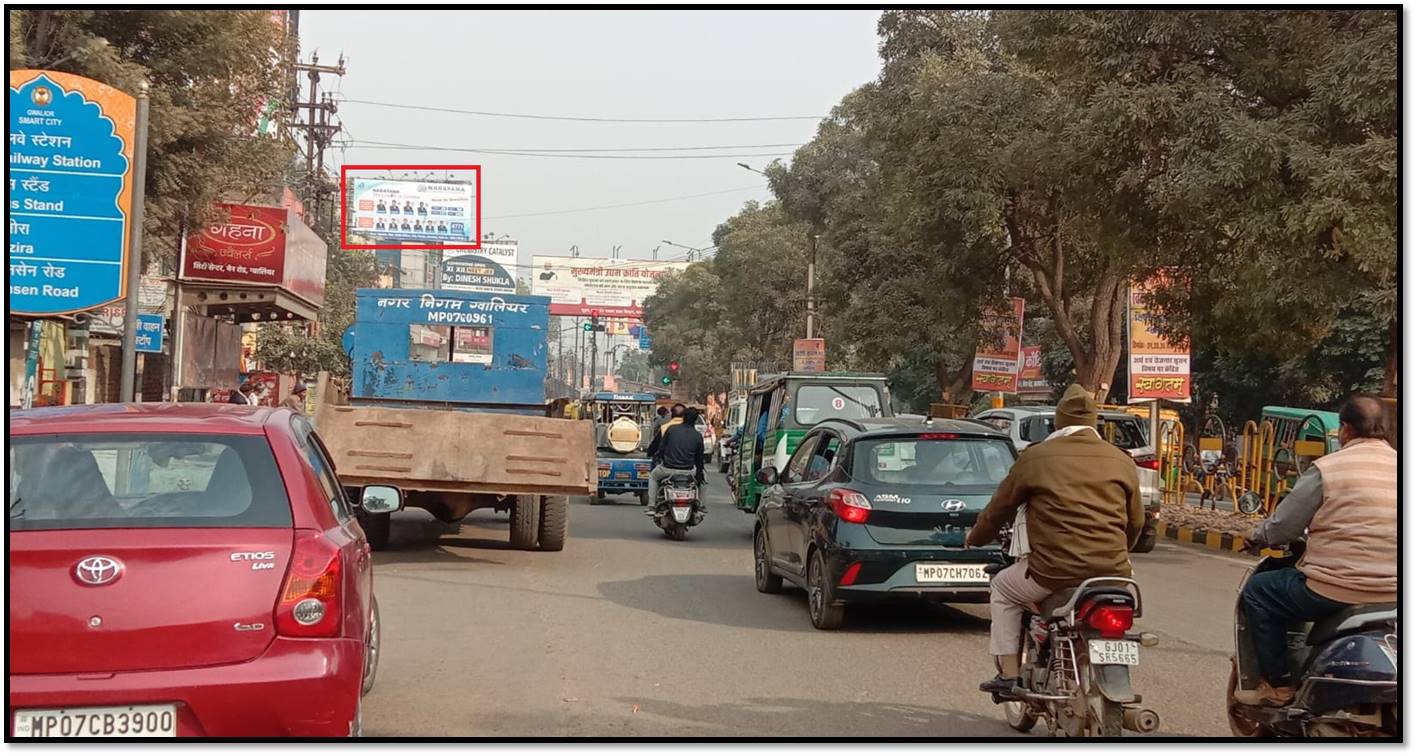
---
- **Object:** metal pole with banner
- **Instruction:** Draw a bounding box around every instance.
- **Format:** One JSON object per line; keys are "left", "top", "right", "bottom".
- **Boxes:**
{"left": 119, "top": 82, "right": 151, "bottom": 401}
{"left": 971, "top": 297, "right": 1026, "bottom": 394}
{"left": 1126, "top": 276, "right": 1191, "bottom": 404}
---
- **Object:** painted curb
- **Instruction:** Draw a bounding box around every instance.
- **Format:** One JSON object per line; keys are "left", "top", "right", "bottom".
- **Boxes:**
{"left": 1159, "top": 521, "right": 1283, "bottom": 558}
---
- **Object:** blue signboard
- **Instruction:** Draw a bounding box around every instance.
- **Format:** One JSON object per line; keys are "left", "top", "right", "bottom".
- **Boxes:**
{"left": 8, "top": 71, "right": 136, "bottom": 317}
{"left": 135, "top": 313, "right": 164, "bottom": 353}
{"left": 639, "top": 336, "right": 652, "bottom": 350}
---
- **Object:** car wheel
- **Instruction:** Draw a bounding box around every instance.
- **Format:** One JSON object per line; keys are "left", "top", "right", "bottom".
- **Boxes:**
{"left": 538, "top": 496, "right": 569, "bottom": 551}
{"left": 361, "top": 597, "right": 381, "bottom": 696}
{"left": 754, "top": 527, "right": 783, "bottom": 594}
{"left": 360, "top": 512, "right": 391, "bottom": 551}
{"left": 807, "top": 550, "right": 846, "bottom": 630}
{"left": 1132, "top": 525, "right": 1158, "bottom": 554}
{"left": 510, "top": 495, "right": 539, "bottom": 549}
{"left": 638, "top": 490, "right": 650, "bottom": 508}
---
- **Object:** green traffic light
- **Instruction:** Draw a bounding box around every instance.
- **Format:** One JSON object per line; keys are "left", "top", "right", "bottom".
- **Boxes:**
{"left": 582, "top": 323, "right": 592, "bottom": 332}
{"left": 661, "top": 376, "right": 672, "bottom": 385}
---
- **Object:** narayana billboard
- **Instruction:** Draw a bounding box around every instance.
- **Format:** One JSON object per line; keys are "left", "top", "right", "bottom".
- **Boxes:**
{"left": 350, "top": 178, "right": 475, "bottom": 245}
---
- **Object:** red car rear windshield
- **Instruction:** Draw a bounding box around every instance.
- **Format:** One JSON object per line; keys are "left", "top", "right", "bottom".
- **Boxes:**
{"left": 9, "top": 433, "right": 293, "bottom": 531}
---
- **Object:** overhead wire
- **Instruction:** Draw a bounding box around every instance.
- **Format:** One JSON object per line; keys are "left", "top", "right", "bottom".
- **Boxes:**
{"left": 337, "top": 96, "right": 824, "bottom": 124}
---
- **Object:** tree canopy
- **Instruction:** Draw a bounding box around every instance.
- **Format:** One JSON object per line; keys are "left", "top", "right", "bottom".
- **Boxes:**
{"left": 647, "top": 9, "right": 1395, "bottom": 424}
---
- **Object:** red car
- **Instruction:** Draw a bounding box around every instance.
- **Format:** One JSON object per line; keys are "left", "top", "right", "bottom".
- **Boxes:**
{"left": 8, "top": 403, "right": 395, "bottom": 738}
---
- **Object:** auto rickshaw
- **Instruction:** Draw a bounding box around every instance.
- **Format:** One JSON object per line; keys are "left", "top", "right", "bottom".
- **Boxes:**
{"left": 733, "top": 372, "right": 893, "bottom": 513}
{"left": 1228, "top": 406, "right": 1339, "bottom": 515}
{"left": 587, "top": 391, "right": 662, "bottom": 505}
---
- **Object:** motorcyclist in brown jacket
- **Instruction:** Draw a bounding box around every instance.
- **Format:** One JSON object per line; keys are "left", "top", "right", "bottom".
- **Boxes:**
{"left": 966, "top": 384, "right": 1146, "bottom": 696}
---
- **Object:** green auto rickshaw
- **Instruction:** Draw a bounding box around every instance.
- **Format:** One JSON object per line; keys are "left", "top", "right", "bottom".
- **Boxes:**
{"left": 733, "top": 372, "right": 893, "bottom": 513}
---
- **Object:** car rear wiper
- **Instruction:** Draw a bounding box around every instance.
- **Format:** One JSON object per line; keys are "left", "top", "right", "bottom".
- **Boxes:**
{"left": 8, "top": 497, "right": 24, "bottom": 519}
{"left": 825, "top": 387, "right": 879, "bottom": 416}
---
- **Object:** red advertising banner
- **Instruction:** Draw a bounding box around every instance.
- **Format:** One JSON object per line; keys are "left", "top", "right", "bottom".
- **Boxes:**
{"left": 182, "top": 203, "right": 326, "bottom": 308}
{"left": 792, "top": 338, "right": 826, "bottom": 373}
{"left": 1127, "top": 276, "right": 1191, "bottom": 402}
{"left": 972, "top": 297, "right": 1026, "bottom": 393}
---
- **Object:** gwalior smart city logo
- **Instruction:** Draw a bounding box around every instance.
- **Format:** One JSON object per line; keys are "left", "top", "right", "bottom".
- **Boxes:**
{"left": 30, "top": 85, "right": 52, "bottom": 106}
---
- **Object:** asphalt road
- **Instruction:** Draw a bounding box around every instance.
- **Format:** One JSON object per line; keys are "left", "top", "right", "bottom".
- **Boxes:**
{"left": 364, "top": 483, "right": 1252, "bottom": 738}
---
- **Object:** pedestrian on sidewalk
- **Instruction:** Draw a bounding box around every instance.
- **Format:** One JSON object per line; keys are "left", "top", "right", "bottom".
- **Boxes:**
{"left": 228, "top": 382, "right": 256, "bottom": 405}
{"left": 283, "top": 383, "right": 308, "bottom": 414}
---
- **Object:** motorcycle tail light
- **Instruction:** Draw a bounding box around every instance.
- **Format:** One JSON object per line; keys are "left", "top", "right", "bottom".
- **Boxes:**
{"left": 1082, "top": 601, "right": 1134, "bottom": 638}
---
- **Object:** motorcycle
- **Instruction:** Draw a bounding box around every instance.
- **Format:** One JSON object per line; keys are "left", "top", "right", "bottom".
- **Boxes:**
{"left": 647, "top": 472, "right": 704, "bottom": 541}
{"left": 724, "top": 437, "right": 740, "bottom": 495}
{"left": 1228, "top": 541, "right": 1398, "bottom": 737}
{"left": 984, "top": 530, "right": 1161, "bottom": 737}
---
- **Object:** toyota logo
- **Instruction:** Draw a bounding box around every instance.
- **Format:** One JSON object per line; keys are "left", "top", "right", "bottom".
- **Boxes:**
{"left": 941, "top": 499, "right": 967, "bottom": 512}
{"left": 74, "top": 556, "right": 123, "bottom": 586}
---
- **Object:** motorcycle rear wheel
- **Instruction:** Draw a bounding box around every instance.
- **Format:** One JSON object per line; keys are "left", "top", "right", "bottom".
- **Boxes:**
{"left": 664, "top": 523, "right": 688, "bottom": 541}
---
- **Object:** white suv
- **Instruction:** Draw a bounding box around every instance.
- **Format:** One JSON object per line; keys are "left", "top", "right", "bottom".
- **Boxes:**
{"left": 970, "top": 405, "right": 1161, "bottom": 553}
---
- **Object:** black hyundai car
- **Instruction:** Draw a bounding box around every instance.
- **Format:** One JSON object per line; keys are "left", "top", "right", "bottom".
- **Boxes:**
{"left": 752, "top": 417, "right": 1015, "bottom": 630}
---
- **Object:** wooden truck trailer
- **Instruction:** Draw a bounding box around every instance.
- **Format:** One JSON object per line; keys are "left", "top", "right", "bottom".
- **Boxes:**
{"left": 315, "top": 289, "right": 595, "bottom": 551}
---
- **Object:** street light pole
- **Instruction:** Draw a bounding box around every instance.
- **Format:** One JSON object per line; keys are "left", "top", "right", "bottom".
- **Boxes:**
{"left": 806, "top": 231, "right": 817, "bottom": 340}
{"left": 119, "top": 81, "right": 152, "bottom": 402}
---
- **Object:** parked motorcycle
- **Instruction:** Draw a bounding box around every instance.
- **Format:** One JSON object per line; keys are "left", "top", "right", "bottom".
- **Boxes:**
{"left": 1228, "top": 541, "right": 1398, "bottom": 737}
{"left": 984, "top": 530, "right": 1161, "bottom": 737}
{"left": 647, "top": 472, "right": 704, "bottom": 541}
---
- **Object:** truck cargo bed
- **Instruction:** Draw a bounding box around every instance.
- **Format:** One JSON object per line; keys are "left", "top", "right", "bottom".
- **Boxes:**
{"left": 316, "top": 402, "right": 596, "bottom": 496}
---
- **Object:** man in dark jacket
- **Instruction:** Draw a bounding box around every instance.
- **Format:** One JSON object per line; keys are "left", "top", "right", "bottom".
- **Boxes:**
{"left": 965, "top": 384, "right": 1145, "bottom": 697}
{"left": 646, "top": 406, "right": 705, "bottom": 511}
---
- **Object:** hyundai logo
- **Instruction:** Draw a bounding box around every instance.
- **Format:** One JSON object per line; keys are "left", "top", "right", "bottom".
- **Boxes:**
{"left": 941, "top": 499, "right": 967, "bottom": 512}
{"left": 74, "top": 556, "right": 123, "bottom": 586}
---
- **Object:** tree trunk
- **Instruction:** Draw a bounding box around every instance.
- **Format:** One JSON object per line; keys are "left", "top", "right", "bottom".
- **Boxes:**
{"left": 936, "top": 352, "right": 974, "bottom": 405}
{"left": 1382, "top": 316, "right": 1397, "bottom": 398}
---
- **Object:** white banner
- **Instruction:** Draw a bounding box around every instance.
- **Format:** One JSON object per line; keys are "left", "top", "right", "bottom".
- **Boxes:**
{"left": 530, "top": 256, "right": 688, "bottom": 318}
{"left": 442, "top": 241, "right": 518, "bottom": 293}
{"left": 349, "top": 179, "right": 475, "bottom": 244}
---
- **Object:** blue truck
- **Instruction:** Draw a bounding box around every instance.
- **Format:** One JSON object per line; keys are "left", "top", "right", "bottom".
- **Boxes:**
{"left": 586, "top": 391, "right": 662, "bottom": 505}
{"left": 316, "top": 288, "right": 596, "bottom": 551}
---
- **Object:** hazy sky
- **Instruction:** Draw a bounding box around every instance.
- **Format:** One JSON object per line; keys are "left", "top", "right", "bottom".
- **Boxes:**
{"left": 302, "top": 9, "right": 883, "bottom": 273}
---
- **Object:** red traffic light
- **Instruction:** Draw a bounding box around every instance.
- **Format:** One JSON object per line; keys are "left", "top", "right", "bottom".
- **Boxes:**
{"left": 669, "top": 361, "right": 680, "bottom": 373}
{"left": 589, "top": 309, "right": 600, "bottom": 318}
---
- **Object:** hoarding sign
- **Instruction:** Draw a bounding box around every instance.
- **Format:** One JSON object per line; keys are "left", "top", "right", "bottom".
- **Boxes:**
{"left": 1127, "top": 277, "right": 1191, "bottom": 402}
{"left": 350, "top": 178, "right": 475, "bottom": 244}
{"left": 181, "top": 203, "right": 327, "bottom": 308}
{"left": 971, "top": 297, "right": 1026, "bottom": 393}
{"left": 1018, "top": 345, "right": 1050, "bottom": 397}
{"left": 793, "top": 338, "right": 826, "bottom": 373}
{"left": 183, "top": 204, "right": 287, "bottom": 285}
{"left": 9, "top": 70, "right": 137, "bottom": 317}
{"left": 530, "top": 256, "right": 688, "bottom": 318}
{"left": 135, "top": 313, "right": 164, "bottom": 353}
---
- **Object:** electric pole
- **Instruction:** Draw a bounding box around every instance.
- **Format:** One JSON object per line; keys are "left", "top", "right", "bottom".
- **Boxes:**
{"left": 291, "top": 51, "right": 346, "bottom": 232}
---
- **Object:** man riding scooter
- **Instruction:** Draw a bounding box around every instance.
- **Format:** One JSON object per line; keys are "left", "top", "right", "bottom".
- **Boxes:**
{"left": 966, "top": 384, "right": 1146, "bottom": 697}
{"left": 1235, "top": 394, "right": 1398, "bottom": 707}
{"left": 646, "top": 406, "right": 706, "bottom": 512}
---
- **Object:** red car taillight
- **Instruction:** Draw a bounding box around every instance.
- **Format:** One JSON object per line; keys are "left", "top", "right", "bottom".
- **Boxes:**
{"left": 1082, "top": 601, "right": 1134, "bottom": 639}
{"left": 275, "top": 531, "right": 342, "bottom": 638}
{"left": 829, "top": 489, "right": 872, "bottom": 524}
{"left": 1134, "top": 454, "right": 1159, "bottom": 471}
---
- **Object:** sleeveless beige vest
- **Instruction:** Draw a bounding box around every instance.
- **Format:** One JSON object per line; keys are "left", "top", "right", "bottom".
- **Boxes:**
{"left": 1301, "top": 438, "right": 1398, "bottom": 604}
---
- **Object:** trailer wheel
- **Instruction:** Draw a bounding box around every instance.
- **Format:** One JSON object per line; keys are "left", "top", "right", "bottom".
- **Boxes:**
{"left": 510, "top": 495, "right": 540, "bottom": 549}
{"left": 538, "top": 496, "right": 569, "bottom": 552}
{"left": 360, "top": 512, "right": 391, "bottom": 551}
